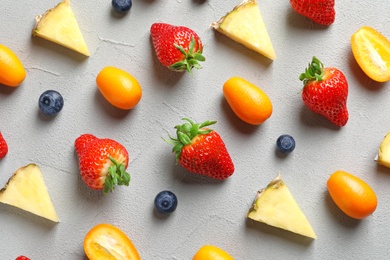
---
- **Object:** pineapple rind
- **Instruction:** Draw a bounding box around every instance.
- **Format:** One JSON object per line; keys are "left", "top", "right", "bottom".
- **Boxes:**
{"left": 32, "top": 0, "right": 90, "bottom": 56}
{"left": 0, "top": 164, "right": 59, "bottom": 222}
{"left": 377, "top": 132, "right": 390, "bottom": 168}
{"left": 211, "top": 0, "right": 276, "bottom": 60}
{"left": 247, "top": 175, "right": 316, "bottom": 239}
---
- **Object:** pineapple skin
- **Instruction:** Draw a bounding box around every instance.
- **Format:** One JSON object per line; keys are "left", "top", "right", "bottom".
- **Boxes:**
{"left": 247, "top": 175, "right": 317, "bottom": 239}
{"left": 377, "top": 132, "right": 390, "bottom": 168}
{"left": 32, "top": 0, "right": 90, "bottom": 56}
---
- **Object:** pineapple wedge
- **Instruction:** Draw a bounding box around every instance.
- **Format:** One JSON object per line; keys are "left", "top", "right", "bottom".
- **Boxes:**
{"left": 0, "top": 164, "right": 59, "bottom": 222}
{"left": 247, "top": 175, "right": 316, "bottom": 239}
{"left": 376, "top": 132, "right": 390, "bottom": 168}
{"left": 211, "top": 0, "right": 276, "bottom": 60}
{"left": 32, "top": 0, "right": 90, "bottom": 56}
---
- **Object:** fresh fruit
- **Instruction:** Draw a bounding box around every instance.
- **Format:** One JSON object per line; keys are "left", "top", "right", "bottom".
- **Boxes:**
{"left": 0, "top": 132, "right": 8, "bottom": 159}
{"left": 211, "top": 0, "right": 276, "bottom": 60}
{"left": 150, "top": 23, "right": 205, "bottom": 73}
{"left": 247, "top": 175, "right": 316, "bottom": 239}
{"left": 154, "top": 190, "right": 178, "bottom": 214}
{"left": 84, "top": 223, "right": 140, "bottom": 260}
{"left": 96, "top": 66, "right": 142, "bottom": 110}
{"left": 166, "top": 118, "right": 234, "bottom": 180}
{"left": 223, "top": 76, "right": 272, "bottom": 125}
{"left": 0, "top": 164, "right": 59, "bottom": 222}
{"left": 112, "top": 0, "right": 132, "bottom": 14}
{"left": 300, "top": 56, "right": 349, "bottom": 127}
{"left": 75, "top": 134, "right": 130, "bottom": 193}
{"left": 38, "top": 90, "right": 64, "bottom": 116}
{"left": 290, "top": 0, "right": 335, "bottom": 26}
{"left": 351, "top": 26, "right": 390, "bottom": 82}
{"left": 0, "top": 44, "right": 26, "bottom": 87}
{"left": 327, "top": 170, "right": 377, "bottom": 219}
{"left": 15, "top": 256, "right": 30, "bottom": 260}
{"left": 376, "top": 131, "right": 390, "bottom": 168}
{"left": 193, "top": 245, "right": 234, "bottom": 260}
{"left": 276, "top": 134, "right": 296, "bottom": 154}
{"left": 32, "top": 0, "right": 90, "bottom": 56}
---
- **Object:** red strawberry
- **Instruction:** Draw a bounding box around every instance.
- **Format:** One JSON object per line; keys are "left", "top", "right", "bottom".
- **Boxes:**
{"left": 75, "top": 134, "right": 130, "bottom": 193}
{"left": 0, "top": 132, "right": 8, "bottom": 159}
{"left": 300, "top": 56, "right": 349, "bottom": 127}
{"left": 15, "top": 256, "right": 30, "bottom": 260}
{"left": 167, "top": 118, "right": 234, "bottom": 180}
{"left": 150, "top": 23, "right": 205, "bottom": 73}
{"left": 290, "top": 0, "right": 335, "bottom": 26}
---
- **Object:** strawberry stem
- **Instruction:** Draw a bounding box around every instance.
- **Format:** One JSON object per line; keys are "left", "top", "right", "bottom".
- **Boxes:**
{"left": 103, "top": 156, "right": 130, "bottom": 194}
{"left": 169, "top": 37, "right": 205, "bottom": 74}
{"left": 299, "top": 56, "right": 325, "bottom": 85}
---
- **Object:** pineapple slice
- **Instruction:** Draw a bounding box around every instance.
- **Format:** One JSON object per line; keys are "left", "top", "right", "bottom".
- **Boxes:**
{"left": 0, "top": 164, "right": 59, "bottom": 222}
{"left": 211, "top": 0, "right": 276, "bottom": 60}
{"left": 32, "top": 0, "right": 90, "bottom": 56}
{"left": 376, "top": 132, "right": 390, "bottom": 168}
{"left": 247, "top": 175, "right": 316, "bottom": 239}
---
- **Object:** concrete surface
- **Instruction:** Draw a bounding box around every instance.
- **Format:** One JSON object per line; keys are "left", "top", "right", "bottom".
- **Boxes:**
{"left": 1, "top": 0, "right": 390, "bottom": 259}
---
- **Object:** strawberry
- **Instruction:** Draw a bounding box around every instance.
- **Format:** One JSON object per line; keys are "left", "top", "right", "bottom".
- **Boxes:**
{"left": 15, "top": 256, "right": 30, "bottom": 260}
{"left": 167, "top": 118, "right": 234, "bottom": 180}
{"left": 290, "top": 0, "right": 335, "bottom": 26}
{"left": 0, "top": 132, "right": 8, "bottom": 159}
{"left": 150, "top": 23, "right": 205, "bottom": 73}
{"left": 300, "top": 56, "right": 349, "bottom": 127}
{"left": 75, "top": 134, "right": 130, "bottom": 193}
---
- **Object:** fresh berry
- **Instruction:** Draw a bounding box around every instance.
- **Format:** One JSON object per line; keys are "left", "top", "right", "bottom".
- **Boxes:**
{"left": 154, "top": 190, "right": 178, "bottom": 214}
{"left": 38, "top": 90, "right": 64, "bottom": 116}
{"left": 0, "top": 132, "right": 8, "bottom": 159}
{"left": 75, "top": 134, "right": 130, "bottom": 193}
{"left": 112, "top": 0, "right": 132, "bottom": 14}
{"left": 150, "top": 23, "right": 205, "bottom": 73}
{"left": 167, "top": 118, "right": 234, "bottom": 180}
{"left": 15, "top": 256, "right": 30, "bottom": 260}
{"left": 276, "top": 135, "right": 296, "bottom": 154}
{"left": 300, "top": 57, "right": 349, "bottom": 127}
{"left": 290, "top": 0, "right": 335, "bottom": 26}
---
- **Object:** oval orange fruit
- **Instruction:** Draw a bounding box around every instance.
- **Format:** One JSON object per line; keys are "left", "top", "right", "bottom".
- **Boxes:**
{"left": 351, "top": 26, "right": 390, "bottom": 82}
{"left": 193, "top": 245, "right": 234, "bottom": 260}
{"left": 0, "top": 44, "right": 26, "bottom": 87}
{"left": 84, "top": 223, "right": 141, "bottom": 260}
{"left": 96, "top": 66, "right": 142, "bottom": 110}
{"left": 327, "top": 170, "right": 377, "bottom": 219}
{"left": 223, "top": 76, "right": 272, "bottom": 125}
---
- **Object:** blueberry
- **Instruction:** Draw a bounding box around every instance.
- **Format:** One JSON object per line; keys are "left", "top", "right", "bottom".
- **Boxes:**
{"left": 276, "top": 134, "right": 296, "bottom": 154}
{"left": 112, "top": 0, "right": 132, "bottom": 14}
{"left": 38, "top": 90, "right": 64, "bottom": 116}
{"left": 154, "top": 190, "right": 177, "bottom": 214}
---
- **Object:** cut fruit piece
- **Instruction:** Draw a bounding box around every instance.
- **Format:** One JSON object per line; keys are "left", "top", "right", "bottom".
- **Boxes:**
{"left": 351, "top": 26, "right": 390, "bottom": 82}
{"left": 32, "top": 0, "right": 90, "bottom": 56}
{"left": 211, "top": 0, "right": 276, "bottom": 60}
{"left": 376, "top": 131, "right": 390, "bottom": 168}
{"left": 0, "top": 164, "right": 59, "bottom": 222}
{"left": 247, "top": 175, "right": 316, "bottom": 239}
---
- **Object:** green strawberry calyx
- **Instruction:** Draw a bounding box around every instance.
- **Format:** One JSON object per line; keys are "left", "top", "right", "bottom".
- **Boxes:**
{"left": 103, "top": 156, "right": 130, "bottom": 194}
{"left": 166, "top": 118, "right": 216, "bottom": 161}
{"left": 169, "top": 37, "right": 205, "bottom": 74}
{"left": 299, "top": 56, "right": 325, "bottom": 85}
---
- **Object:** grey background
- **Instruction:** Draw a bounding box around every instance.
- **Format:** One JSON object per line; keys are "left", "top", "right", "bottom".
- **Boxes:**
{"left": 1, "top": 0, "right": 390, "bottom": 259}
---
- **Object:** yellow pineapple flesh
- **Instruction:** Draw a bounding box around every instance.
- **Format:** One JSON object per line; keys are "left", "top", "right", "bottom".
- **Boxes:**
{"left": 247, "top": 175, "right": 316, "bottom": 239}
{"left": 376, "top": 131, "right": 390, "bottom": 168}
{"left": 0, "top": 164, "right": 59, "bottom": 222}
{"left": 32, "top": 0, "right": 90, "bottom": 56}
{"left": 211, "top": 0, "right": 276, "bottom": 60}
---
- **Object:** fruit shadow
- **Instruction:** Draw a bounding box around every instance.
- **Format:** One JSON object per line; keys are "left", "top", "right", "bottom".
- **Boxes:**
{"left": 323, "top": 190, "right": 361, "bottom": 228}
{"left": 0, "top": 85, "right": 19, "bottom": 94}
{"left": 299, "top": 105, "right": 341, "bottom": 130}
{"left": 245, "top": 218, "right": 315, "bottom": 246}
{"left": 94, "top": 90, "right": 133, "bottom": 119}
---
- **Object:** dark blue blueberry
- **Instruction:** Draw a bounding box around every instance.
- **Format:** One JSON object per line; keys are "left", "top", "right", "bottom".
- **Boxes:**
{"left": 154, "top": 190, "right": 178, "bottom": 214}
{"left": 276, "top": 134, "right": 296, "bottom": 154}
{"left": 38, "top": 90, "right": 64, "bottom": 116}
{"left": 112, "top": 0, "right": 132, "bottom": 14}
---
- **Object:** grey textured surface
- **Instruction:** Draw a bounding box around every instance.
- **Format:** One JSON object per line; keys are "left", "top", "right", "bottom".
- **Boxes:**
{"left": 1, "top": 0, "right": 390, "bottom": 259}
